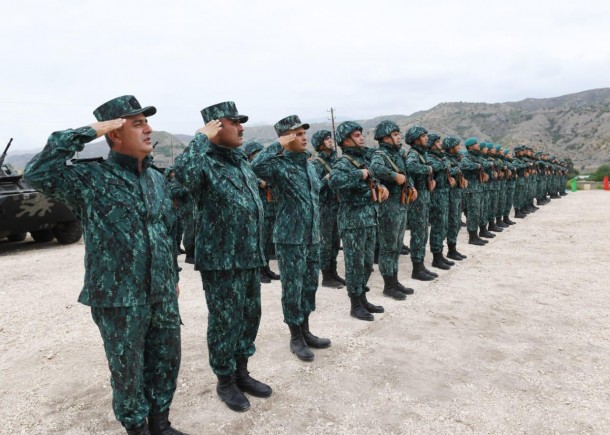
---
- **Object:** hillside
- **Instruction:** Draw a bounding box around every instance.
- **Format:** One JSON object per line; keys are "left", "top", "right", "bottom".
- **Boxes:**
{"left": 6, "top": 88, "right": 610, "bottom": 171}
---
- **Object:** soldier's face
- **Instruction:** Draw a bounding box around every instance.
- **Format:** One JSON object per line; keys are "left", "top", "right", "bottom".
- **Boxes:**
{"left": 322, "top": 137, "right": 334, "bottom": 151}
{"left": 284, "top": 127, "right": 308, "bottom": 153}
{"left": 217, "top": 118, "right": 244, "bottom": 148}
{"left": 431, "top": 139, "right": 441, "bottom": 150}
{"left": 349, "top": 130, "right": 365, "bottom": 147}
{"left": 110, "top": 114, "right": 153, "bottom": 159}
{"left": 415, "top": 134, "right": 429, "bottom": 147}
{"left": 481, "top": 147, "right": 488, "bottom": 154}
{"left": 383, "top": 131, "right": 402, "bottom": 147}
{"left": 449, "top": 146, "right": 460, "bottom": 155}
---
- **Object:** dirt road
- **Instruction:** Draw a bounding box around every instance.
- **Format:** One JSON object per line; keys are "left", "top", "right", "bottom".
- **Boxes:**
{"left": 1, "top": 190, "right": 609, "bottom": 434}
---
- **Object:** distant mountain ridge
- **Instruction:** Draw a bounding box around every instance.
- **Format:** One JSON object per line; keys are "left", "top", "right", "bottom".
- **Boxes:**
{"left": 7, "top": 88, "right": 610, "bottom": 170}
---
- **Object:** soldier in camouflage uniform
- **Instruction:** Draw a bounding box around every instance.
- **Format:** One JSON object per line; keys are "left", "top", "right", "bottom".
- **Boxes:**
{"left": 252, "top": 115, "right": 330, "bottom": 362}
{"left": 24, "top": 96, "right": 187, "bottom": 435}
{"left": 501, "top": 148, "right": 517, "bottom": 226}
{"left": 443, "top": 136, "right": 468, "bottom": 260}
{"left": 310, "top": 129, "right": 345, "bottom": 289}
{"left": 174, "top": 102, "right": 271, "bottom": 413}
{"left": 492, "top": 145, "right": 510, "bottom": 229}
{"left": 512, "top": 146, "right": 529, "bottom": 218}
{"left": 478, "top": 142, "right": 498, "bottom": 239}
{"left": 328, "top": 121, "right": 388, "bottom": 321}
{"left": 243, "top": 140, "right": 280, "bottom": 284}
{"left": 370, "top": 120, "right": 415, "bottom": 300}
{"left": 459, "top": 138, "right": 488, "bottom": 246}
{"left": 427, "top": 133, "right": 457, "bottom": 270}
{"left": 487, "top": 144, "right": 506, "bottom": 232}
{"left": 166, "top": 167, "right": 197, "bottom": 265}
{"left": 404, "top": 125, "right": 439, "bottom": 280}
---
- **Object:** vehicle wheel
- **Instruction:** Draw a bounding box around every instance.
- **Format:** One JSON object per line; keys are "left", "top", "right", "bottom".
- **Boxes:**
{"left": 7, "top": 232, "right": 27, "bottom": 242}
{"left": 53, "top": 220, "right": 82, "bottom": 244}
{"left": 31, "top": 229, "right": 55, "bottom": 243}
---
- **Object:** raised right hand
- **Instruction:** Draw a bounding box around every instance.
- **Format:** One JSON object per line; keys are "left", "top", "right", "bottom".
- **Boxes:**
{"left": 89, "top": 119, "right": 126, "bottom": 138}
{"left": 197, "top": 119, "right": 223, "bottom": 140}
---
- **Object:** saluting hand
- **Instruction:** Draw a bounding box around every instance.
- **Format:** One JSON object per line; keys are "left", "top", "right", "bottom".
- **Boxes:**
{"left": 279, "top": 133, "right": 296, "bottom": 148}
{"left": 198, "top": 119, "right": 223, "bottom": 140}
{"left": 89, "top": 119, "right": 126, "bottom": 138}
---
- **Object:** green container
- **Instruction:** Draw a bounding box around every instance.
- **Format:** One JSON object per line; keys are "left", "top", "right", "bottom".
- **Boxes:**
{"left": 571, "top": 178, "right": 577, "bottom": 192}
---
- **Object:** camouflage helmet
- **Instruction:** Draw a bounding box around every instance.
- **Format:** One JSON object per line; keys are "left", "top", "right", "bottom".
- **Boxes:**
{"left": 311, "top": 129, "right": 332, "bottom": 151}
{"left": 336, "top": 121, "right": 363, "bottom": 146}
{"left": 442, "top": 135, "right": 461, "bottom": 150}
{"left": 373, "top": 120, "right": 400, "bottom": 141}
{"left": 428, "top": 133, "right": 441, "bottom": 147}
{"left": 243, "top": 140, "right": 264, "bottom": 156}
{"left": 405, "top": 124, "right": 428, "bottom": 145}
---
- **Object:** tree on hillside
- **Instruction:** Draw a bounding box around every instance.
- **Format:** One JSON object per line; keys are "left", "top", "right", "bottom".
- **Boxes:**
{"left": 589, "top": 164, "right": 610, "bottom": 181}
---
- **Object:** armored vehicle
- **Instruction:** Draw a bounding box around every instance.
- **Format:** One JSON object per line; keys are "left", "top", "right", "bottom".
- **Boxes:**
{"left": 0, "top": 138, "right": 82, "bottom": 244}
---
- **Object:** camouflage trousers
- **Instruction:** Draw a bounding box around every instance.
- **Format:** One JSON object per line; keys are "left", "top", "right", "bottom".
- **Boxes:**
{"left": 276, "top": 243, "right": 320, "bottom": 326}
{"left": 319, "top": 203, "right": 341, "bottom": 271}
{"left": 178, "top": 204, "right": 195, "bottom": 254}
{"left": 91, "top": 299, "right": 181, "bottom": 430}
{"left": 463, "top": 191, "right": 482, "bottom": 232}
{"left": 377, "top": 199, "right": 408, "bottom": 277}
{"left": 504, "top": 185, "right": 515, "bottom": 216}
{"left": 340, "top": 226, "right": 375, "bottom": 297}
{"left": 488, "top": 188, "right": 498, "bottom": 221}
{"left": 429, "top": 189, "right": 449, "bottom": 253}
{"left": 407, "top": 197, "right": 430, "bottom": 263}
{"left": 480, "top": 189, "right": 490, "bottom": 225}
{"left": 201, "top": 268, "right": 261, "bottom": 376}
{"left": 447, "top": 189, "right": 462, "bottom": 245}
{"left": 263, "top": 215, "right": 276, "bottom": 260}
{"left": 497, "top": 183, "right": 506, "bottom": 218}
{"left": 515, "top": 180, "right": 526, "bottom": 210}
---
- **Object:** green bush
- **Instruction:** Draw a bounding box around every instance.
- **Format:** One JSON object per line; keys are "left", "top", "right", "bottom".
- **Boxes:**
{"left": 589, "top": 164, "right": 610, "bottom": 182}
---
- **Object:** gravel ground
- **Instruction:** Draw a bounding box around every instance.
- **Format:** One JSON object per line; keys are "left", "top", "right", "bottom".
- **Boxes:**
{"left": 1, "top": 190, "right": 609, "bottom": 434}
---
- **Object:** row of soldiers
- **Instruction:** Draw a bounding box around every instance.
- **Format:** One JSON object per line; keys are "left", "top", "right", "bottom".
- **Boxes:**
{"left": 23, "top": 95, "right": 568, "bottom": 434}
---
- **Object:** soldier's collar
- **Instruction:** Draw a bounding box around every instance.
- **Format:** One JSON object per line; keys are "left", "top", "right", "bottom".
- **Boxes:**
{"left": 410, "top": 144, "right": 428, "bottom": 154}
{"left": 108, "top": 151, "right": 153, "bottom": 172}
{"left": 207, "top": 142, "right": 247, "bottom": 161}
{"left": 342, "top": 146, "right": 366, "bottom": 157}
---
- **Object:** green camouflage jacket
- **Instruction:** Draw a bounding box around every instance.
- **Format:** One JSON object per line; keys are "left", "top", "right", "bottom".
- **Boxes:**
{"left": 427, "top": 149, "right": 452, "bottom": 190}
{"left": 311, "top": 151, "right": 338, "bottom": 206}
{"left": 173, "top": 133, "right": 266, "bottom": 270}
{"left": 404, "top": 144, "right": 432, "bottom": 202}
{"left": 251, "top": 142, "right": 321, "bottom": 245}
{"left": 328, "top": 147, "right": 379, "bottom": 230}
{"left": 24, "top": 127, "right": 179, "bottom": 307}
{"left": 459, "top": 150, "right": 483, "bottom": 192}
{"left": 370, "top": 143, "right": 413, "bottom": 198}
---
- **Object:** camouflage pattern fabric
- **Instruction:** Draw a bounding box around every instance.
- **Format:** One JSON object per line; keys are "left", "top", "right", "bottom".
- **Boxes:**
{"left": 200, "top": 101, "right": 248, "bottom": 123}
{"left": 275, "top": 243, "right": 320, "bottom": 325}
{"left": 24, "top": 127, "right": 179, "bottom": 307}
{"left": 340, "top": 226, "right": 376, "bottom": 297}
{"left": 370, "top": 143, "right": 410, "bottom": 276}
{"left": 251, "top": 141, "right": 321, "bottom": 325}
{"left": 311, "top": 151, "right": 341, "bottom": 271}
{"left": 93, "top": 95, "right": 156, "bottom": 121}
{"left": 200, "top": 268, "right": 260, "bottom": 375}
{"left": 169, "top": 177, "right": 196, "bottom": 253}
{"left": 428, "top": 149, "right": 451, "bottom": 253}
{"left": 91, "top": 300, "right": 180, "bottom": 429}
{"left": 445, "top": 151, "right": 463, "bottom": 244}
{"left": 404, "top": 145, "right": 431, "bottom": 263}
{"left": 459, "top": 149, "right": 484, "bottom": 232}
{"left": 273, "top": 115, "right": 310, "bottom": 136}
{"left": 173, "top": 133, "right": 266, "bottom": 271}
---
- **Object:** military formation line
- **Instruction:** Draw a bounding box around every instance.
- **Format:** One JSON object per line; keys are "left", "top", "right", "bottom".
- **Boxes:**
{"left": 23, "top": 96, "right": 569, "bottom": 434}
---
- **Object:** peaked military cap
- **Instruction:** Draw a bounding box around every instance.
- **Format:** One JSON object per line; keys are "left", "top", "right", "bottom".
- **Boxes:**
{"left": 200, "top": 101, "right": 248, "bottom": 124}
{"left": 94, "top": 95, "right": 156, "bottom": 121}
{"left": 464, "top": 137, "right": 478, "bottom": 148}
{"left": 274, "top": 115, "right": 310, "bottom": 136}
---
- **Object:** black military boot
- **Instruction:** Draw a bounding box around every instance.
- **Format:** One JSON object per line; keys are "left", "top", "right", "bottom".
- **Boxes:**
{"left": 400, "top": 244, "right": 410, "bottom": 255}
{"left": 503, "top": 215, "right": 516, "bottom": 225}
{"left": 382, "top": 275, "right": 406, "bottom": 300}
{"left": 360, "top": 292, "right": 385, "bottom": 312}
{"left": 321, "top": 269, "right": 343, "bottom": 289}
{"left": 447, "top": 243, "right": 466, "bottom": 259}
{"left": 468, "top": 231, "right": 487, "bottom": 246}
{"left": 423, "top": 264, "right": 439, "bottom": 277}
{"left": 288, "top": 324, "right": 314, "bottom": 361}
{"left": 431, "top": 252, "right": 451, "bottom": 270}
{"left": 479, "top": 225, "right": 495, "bottom": 238}
{"left": 439, "top": 250, "right": 455, "bottom": 266}
{"left": 393, "top": 272, "right": 414, "bottom": 295}
{"left": 301, "top": 314, "right": 331, "bottom": 349}
{"left": 331, "top": 262, "right": 346, "bottom": 285}
{"left": 148, "top": 410, "right": 189, "bottom": 435}
{"left": 488, "top": 220, "right": 503, "bottom": 232}
{"left": 127, "top": 423, "right": 151, "bottom": 435}
{"left": 263, "top": 265, "right": 280, "bottom": 280}
{"left": 235, "top": 357, "right": 273, "bottom": 397}
{"left": 411, "top": 262, "right": 435, "bottom": 281}
{"left": 216, "top": 374, "right": 250, "bottom": 412}
{"left": 259, "top": 268, "right": 271, "bottom": 284}
{"left": 515, "top": 209, "right": 527, "bottom": 219}
{"left": 496, "top": 217, "right": 508, "bottom": 228}
{"left": 350, "top": 295, "right": 374, "bottom": 321}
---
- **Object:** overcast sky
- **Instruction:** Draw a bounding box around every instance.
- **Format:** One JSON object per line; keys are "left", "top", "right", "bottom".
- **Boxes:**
{"left": 1, "top": 0, "right": 609, "bottom": 151}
